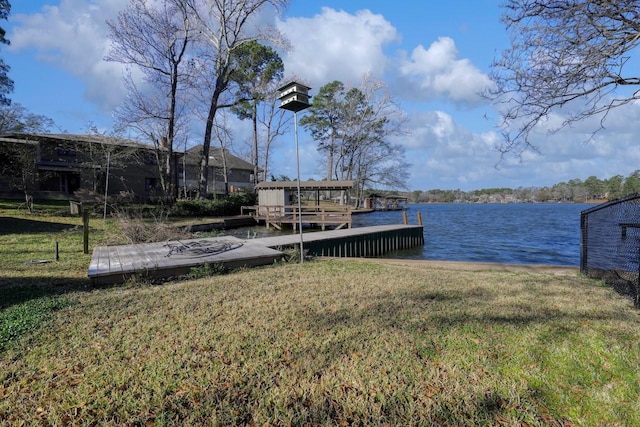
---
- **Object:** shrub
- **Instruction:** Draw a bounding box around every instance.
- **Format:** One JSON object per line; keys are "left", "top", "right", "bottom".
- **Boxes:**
{"left": 170, "top": 192, "right": 256, "bottom": 217}
{"left": 115, "top": 211, "right": 191, "bottom": 244}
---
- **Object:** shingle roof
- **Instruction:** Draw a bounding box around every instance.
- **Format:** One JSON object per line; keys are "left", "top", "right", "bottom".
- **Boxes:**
{"left": 0, "top": 133, "right": 155, "bottom": 150}
{"left": 255, "top": 180, "right": 354, "bottom": 191}
{"left": 183, "top": 145, "right": 255, "bottom": 171}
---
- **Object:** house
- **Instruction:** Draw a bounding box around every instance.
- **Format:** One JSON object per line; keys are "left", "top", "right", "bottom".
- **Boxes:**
{"left": 178, "top": 145, "right": 258, "bottom": 196}
{"left": 0, "top": 134, "right": 259, "bottom": 201}
{"left": 0, "top": 133, "right": 166, "bottom": 201}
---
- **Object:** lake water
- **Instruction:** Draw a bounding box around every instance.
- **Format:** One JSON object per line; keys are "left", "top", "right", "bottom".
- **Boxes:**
{"left": 224, "top": 203, "right": 596, "bottom": 267}
{"left": 352, "top": 203, "right": 595, "bottom": 266}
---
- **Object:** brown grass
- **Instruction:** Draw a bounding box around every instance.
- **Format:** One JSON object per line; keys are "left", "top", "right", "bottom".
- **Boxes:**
{"left": 2, "top": 255, "right": 639, "bottom": 426}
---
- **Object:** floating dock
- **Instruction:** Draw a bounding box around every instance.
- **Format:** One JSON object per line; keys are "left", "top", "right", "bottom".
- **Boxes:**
{"left": 88, "top": 224, "right": 424, "bottom": 285}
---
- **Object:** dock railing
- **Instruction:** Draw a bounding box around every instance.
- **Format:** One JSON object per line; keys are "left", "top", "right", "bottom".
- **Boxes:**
{"left": 241, "top": 205, "right": 352, "bottom": 230}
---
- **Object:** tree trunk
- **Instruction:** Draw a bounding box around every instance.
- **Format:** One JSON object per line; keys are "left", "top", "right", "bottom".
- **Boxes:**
{"left": 252, "top": 102, "right": 259, "bottom": 184}
{"left": 198, "top": 77, "right": 226, "bottom": 199}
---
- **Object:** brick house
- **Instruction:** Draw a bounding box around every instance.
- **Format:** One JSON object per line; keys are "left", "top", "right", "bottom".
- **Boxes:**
{"left": 0, "top": 133, "right": 168, "bottom": 201}
{"left": 0, "top": 133, "right": 258, "bottom": 201}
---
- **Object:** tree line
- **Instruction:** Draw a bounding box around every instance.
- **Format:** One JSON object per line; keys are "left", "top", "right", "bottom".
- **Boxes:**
{"left": 105, "top": 0, "right": 292, "bottom": 201}
{"left": 0, "top": 0, "right": 412, "bottom": 205}
{"left": 4, "top": 0, "right": 640, "bottom": 207}
{"left": 404, "top": 171, "right": 640, "bottom": 204}
{"left": 300, "top": 77, "right": 409, "bottom": 203}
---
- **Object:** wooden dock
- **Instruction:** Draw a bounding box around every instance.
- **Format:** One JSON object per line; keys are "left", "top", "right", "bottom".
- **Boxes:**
{"left": 255, "top": 224, "right": 424, "bottom": 257}
{"left": 88, "top": 237, "right": 284, "bottom": 285}
{"left": 88, "top": 225, "right": 424, "bottom": 285}
{"left": 242, "top": 205, "right": 352, "bottom": 230}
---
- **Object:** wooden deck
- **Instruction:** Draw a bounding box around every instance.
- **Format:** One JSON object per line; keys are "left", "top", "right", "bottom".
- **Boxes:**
{"left": 88, "top": 225, "right": 424, "bottom": 285}
{"left": 88, "top": 236, "right": 284, "bottom": 285}
{"left": 242, "top": 205, "right": 351, "bottom": 230}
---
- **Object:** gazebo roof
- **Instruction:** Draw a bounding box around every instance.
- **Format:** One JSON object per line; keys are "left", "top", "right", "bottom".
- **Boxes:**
{"left": 255, "top": 180, "right": 354, "bottom": 191}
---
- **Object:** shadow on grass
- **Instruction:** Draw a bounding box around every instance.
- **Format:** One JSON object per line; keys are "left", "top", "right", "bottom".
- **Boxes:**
{"left": 0, "top": 275, "right": 101, "bottom": 309}
{"left": 0, "top": 217, "right": 78, "bottom": 235}
{"left": 297, "top": 283, "right": 633, "bottom": 339}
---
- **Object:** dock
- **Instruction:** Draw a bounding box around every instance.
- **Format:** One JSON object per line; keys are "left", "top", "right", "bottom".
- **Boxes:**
{"left": 242, "top": 205, "right": 352, "bottom": 230}
{"left": 88, "top": 224, "right": 424, "bottom": 285}
{"left": 87, "top": 236, "right": 284, "bottom": 285}
{"left": 255, "top": 224, "right": 424, "bottom": 257}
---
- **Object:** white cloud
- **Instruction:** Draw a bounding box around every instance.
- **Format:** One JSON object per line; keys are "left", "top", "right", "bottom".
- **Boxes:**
{"left": 396, "top": 98, "right": 640, "bottom": 191}
{"left": 276, "top": 7, "right": 399, "bottom": 87}
{"left": 10, "top": 2, "right": 640, "bottom": 192}
{"left": 398, "top": 37, "right": 494, "bottom": 105}
{"left": 9, "top": 0, "right": 128, "bottom": 111}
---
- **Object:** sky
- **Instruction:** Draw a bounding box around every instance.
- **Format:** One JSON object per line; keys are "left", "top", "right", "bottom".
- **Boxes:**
{"left": 4, "top": 0, "right": 640, "bottom": 192}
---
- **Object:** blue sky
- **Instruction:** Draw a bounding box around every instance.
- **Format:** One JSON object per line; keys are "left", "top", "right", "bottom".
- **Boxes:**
{"left": 5, "top": 0, "right": 640, "bottom": 191}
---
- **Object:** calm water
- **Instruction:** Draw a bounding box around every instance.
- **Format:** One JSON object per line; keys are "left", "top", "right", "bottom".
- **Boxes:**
{"left": 352, "top": 203, "right": 594, "bottom": 266}
{"left": 224, "top": 203, "right": 595, "bottom": 266}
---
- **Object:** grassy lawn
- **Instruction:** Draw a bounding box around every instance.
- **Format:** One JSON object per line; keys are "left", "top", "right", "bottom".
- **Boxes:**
{"left": 1, "top": 202, "right": 640, "bottom": 425}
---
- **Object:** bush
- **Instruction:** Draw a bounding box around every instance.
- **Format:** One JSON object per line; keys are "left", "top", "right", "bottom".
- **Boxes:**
{"left": 115, "top": 210, "right": 191, "bottom": 244}
{"left": 170, "top": 192, "right": 256, "bottom": 217}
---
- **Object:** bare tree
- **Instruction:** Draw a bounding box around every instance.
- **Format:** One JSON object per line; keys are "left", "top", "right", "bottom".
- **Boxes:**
{"left": 489, "top": 0, "right": 640, "bottom": 156}
{"left": 185, "top": 0, "right": 289, "bottom": 199}
{"left": 212, "top": 110, "right": 233, "bottom": 195}
{"left": 257, "top": 88, "right": 290, "bottom": 182}
{"left": 0, "top": 138, "right": 37, "bottom": 211}
{"left": 344, "top": 77, "right": 409, "bottom": 205}
{"left": 301, "top": 74, "right": 408, "bottom": 205}
{"left": 230, "top": 40, "right": 284, "bottom": 184}
{"left": 0, "top": 102, "right": 54, "bottom": 133}
{"left": 106, "top": 0, "right": 194, "bottom": 201}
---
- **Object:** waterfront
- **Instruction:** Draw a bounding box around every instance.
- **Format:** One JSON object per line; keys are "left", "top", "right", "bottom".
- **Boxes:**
{"left": 355, "top": 203, "right": 593, "bottom": 266}
{"left": 224, "top": 203, "right": 595, "bottom": 266}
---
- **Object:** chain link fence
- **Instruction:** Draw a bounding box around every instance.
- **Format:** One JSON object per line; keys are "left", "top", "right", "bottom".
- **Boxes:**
{"left": 581, "top": 195, "right": 640, "bottom": 306}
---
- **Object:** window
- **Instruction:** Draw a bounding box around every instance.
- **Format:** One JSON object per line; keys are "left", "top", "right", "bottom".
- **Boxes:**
{"left": 145, "top": 178, "right": 158, "bottom": 191}
{"left": 56, "top": 147, "right": 76, "bottom": 157}
{"left": 143, "top": 154, "right": 157, "bottom": 165}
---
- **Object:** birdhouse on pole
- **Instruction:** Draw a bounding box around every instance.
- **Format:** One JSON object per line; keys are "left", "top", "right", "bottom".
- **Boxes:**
{"left": 278, "top": 81, "right": 311, "bottom": 112}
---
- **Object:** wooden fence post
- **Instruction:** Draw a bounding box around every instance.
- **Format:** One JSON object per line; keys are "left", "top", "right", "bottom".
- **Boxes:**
{"left": 83, "top": 210, "right": 90, "bottom": 255}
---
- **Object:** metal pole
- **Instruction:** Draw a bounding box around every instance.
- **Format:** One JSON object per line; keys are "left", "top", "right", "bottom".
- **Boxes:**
{"left": 295, "top": 111, "right": 304, "bottom": 263}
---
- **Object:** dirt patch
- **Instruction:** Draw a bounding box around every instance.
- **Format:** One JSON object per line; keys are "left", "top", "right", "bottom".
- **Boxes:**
{"left": 317, "top": 257, "right": 580, "bottom": 276}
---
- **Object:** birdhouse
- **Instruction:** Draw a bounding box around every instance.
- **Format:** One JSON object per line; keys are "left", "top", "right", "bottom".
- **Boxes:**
{"left": 278, "top": 81, "right": 311, "bottom": 112}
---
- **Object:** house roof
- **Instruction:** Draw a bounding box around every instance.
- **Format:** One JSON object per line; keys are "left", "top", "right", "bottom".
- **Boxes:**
{"left": 183, "top": 145, "right": 255, "bottom": 171}
{"left": 0, "top": 133, "right": 156, "bottom": 150}
{"left": 255, "top": 180, "right": 354, "bottom": 191}
{"left": 0, "top": 136, "right": 39, "bottom": 146}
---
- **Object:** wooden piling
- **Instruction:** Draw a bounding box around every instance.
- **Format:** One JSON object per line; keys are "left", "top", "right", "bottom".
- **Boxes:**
{"left": 83, "top": 210, "right": 90, "bottom": 254}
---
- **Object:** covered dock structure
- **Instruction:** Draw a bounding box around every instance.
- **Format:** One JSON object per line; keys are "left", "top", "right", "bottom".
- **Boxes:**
{"left": 364, "top": 193, "right": 409, "bottom": 211}
{"left": 243, "top": 180, "right": 355, "bottom": 230}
